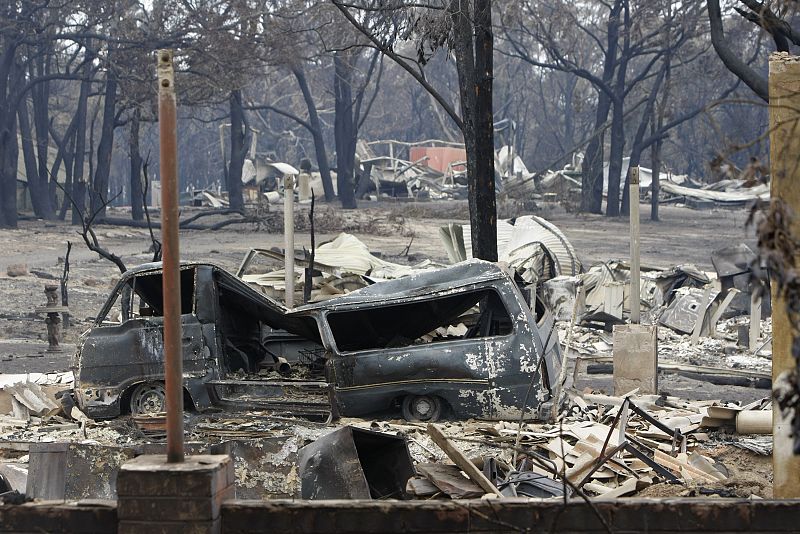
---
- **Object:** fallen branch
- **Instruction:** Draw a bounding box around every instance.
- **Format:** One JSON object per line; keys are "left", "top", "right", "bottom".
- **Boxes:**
{"left": 179, "top": 208, "right": 245, "bottom": 227}
{"left": 54, "top": 179, "right": 127, "bottom": 273}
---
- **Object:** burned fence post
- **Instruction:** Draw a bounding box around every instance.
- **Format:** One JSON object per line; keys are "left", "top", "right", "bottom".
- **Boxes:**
{"left": 768, "top": 52, "right": 800, "bottom": 498}
{"left": 157, "top": 49, "right": 184, "bottom": 463}
{"left": 61, "top": 241, "right": 71, "bottom": 329}
{"left": 36, "top": 284, "right": 68, "bottom": 353}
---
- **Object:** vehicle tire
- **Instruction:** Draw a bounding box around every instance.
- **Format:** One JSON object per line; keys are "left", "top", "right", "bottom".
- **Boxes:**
{"left": 129, "top": 382, "right": 167, "bottom": 415}
{"left": 402, "top": 395, "right": 442, "bottom": 422}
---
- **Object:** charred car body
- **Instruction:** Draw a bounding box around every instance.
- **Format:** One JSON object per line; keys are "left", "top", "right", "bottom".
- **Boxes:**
{"left": 74, "top": 260, "right": 561, "bottom": 422}
{"left": 292, "top": 260, "right": 561, "bottom": 421}
{"left": 73, "top": 263, "right": 325, "bottom": 420}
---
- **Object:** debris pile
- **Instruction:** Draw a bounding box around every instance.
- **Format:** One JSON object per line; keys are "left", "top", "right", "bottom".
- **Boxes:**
{"left": 239, "top": 233, "right": 442, "bottom": 302}
{"left": 295, "top": 391, "right": 771, "bottom": 502}
{"left": 541, "top": 243, "right": 767, "bottom": 349}
{"left": 502, "top": 155, "right": 769, "bottom": 210}
{"left": 440, "top": 215, "right": 582, "bottom": 284}
{"left": 354, "top": 140, "right": 468, "bottom": 201}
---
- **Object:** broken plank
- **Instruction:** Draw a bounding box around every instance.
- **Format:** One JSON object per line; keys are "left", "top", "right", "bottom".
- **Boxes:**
{"left": 654, "top": 450, "right": 723, "bottom": 484}
{"left": 415, "top": 464, "right": 483, "bottom": 499}
{"left": 406, "top": 476, "right": 441, "bottom": 498}
{"left": 427, "top": 424, "right": 503, "bottom": 497}
{"left": 593, "top": 478, "right": 639, "bottom": 501}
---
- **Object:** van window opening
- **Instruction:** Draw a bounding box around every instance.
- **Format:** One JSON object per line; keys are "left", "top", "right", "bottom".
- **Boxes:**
{"left": 99, "top": 268, "right": 196, "bottom": 324}
{"left": 327, "top": 288, "right": 513, "bottom": 352}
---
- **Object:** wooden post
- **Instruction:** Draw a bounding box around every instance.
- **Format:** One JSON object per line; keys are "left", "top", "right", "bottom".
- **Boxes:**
{"left": 629, "top": 166, "right": 640, "bottom": 324}
{"left": 284, "top": 174, "right": 295, "bottom": 309}
{"left": 768, "top": 52, "right": 800, "bottom": 498}
{"left": 427, "top": 424, "right": 503, "bottom": 497}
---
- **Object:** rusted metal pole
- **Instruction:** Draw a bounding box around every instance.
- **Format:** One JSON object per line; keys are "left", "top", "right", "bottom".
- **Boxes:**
{"left": 157, "top": 49, "right": 184, "bottom": 463}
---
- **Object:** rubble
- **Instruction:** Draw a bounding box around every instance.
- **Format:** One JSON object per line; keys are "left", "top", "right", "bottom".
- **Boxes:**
{"left": 297, "top": 426, "right": 415, "bottom": 500}
{"left": 439, "top": 215, "right": 582, "bottom": 284}
{"left": 354, "top": 140, "right": 468, "bottom": 201}
{"left": 239, "top": 232, "right": 443, "bottom": 302}
{"left": 0, "top": 203, "right": 778, "bottom": 505}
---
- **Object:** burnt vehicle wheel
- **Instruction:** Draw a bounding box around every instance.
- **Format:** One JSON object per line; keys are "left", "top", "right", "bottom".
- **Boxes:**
{"left": 130, "top": 382, "right": 166, "bottom": 415}
{"left": 402, "top": 395, "right": 442, "bottom": 422}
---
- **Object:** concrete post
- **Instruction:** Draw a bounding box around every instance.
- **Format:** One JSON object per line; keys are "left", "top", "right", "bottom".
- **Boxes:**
{"left": 117, "top": 454, "right": 234, "bottom": 534}
{"left": 284, "top": 174, "right": 295, "bottom": 308}
{"left": 768, "top": 52, "right": 800, "bottom": 498}
{"left": 613, "top": 324, "right": 658, "bottom": 395}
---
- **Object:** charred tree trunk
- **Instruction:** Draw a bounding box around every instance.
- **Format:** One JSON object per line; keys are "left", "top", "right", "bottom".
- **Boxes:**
{"left": 605, "top": 0, "right": 630, "bottom": 217}
{"left": 292, "top": 67, "right": 334, "bottom": 202}
{"left": 129, "top": 108, "right": 143, "bottom": 221}
{"left": 582, "top": 99, "right": 610, "bottom": 214}
{"left": 471, "top": 0, "right": 496, "bottom": 261}
{"left": 650, "top": 115, "right": 662, "bottom": 222}
{"left": 707, "top": 0, "right": 768, "bottom": 101}
{"left": 49, "top": 99, "right": 81, "bottom": 221}
{"left": 622, "top": 63, "right": 667, "bottom": 215}
{"left": 563, "top": 74, "right": 577, "bottom": 151}
{"left": 582, "top": 0, "right": 622, "bottom": 214}
{"left": 0, "top": 101, "right": 18, "bottom": 228}
{"left": 227, "top": 90, "right": 247, "bottom": 212}
{"left": 49, "top": 132, "right": 70, "bottom": 221}
{"left": 57, "top": 136, "right": 73, "bottom": 220}
{"left": 18, "top": 100, "right": 55, "bottom": 219}
{"left": 71, "top": 73, "right": 90, "bottom": 225}
{"left": 449, "top": 0, "right": 497, "bottom": 261}
{"left": 606, "top": 96, "right": 625, "bottom": 217}
{"left": 91, "top": 68, "right": 118, "bottom": 222}
{"left": 0, "top": 34, "right": 21, "bottom": 228}
{"left": 333, "top": 52, "right": 357, "bottom": 210}
{"left": 31, "top": 53, "right": 57, "bottom": 220}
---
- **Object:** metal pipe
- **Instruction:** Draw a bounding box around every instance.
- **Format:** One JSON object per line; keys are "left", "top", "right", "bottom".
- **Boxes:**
{"left": 284, "top": 174, "right": 295, "bottom": 308}
{"left": 629, "top": 166, "right": 640, "bottom": 324}
{"left": 157, "top": 49, "right": 184, "bottom": 463}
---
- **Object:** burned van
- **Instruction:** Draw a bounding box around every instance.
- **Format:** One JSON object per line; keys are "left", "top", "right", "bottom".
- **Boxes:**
{"left": 292, "top": 260, "right": 562, "bottom": 422}
{"left": 73, "top": 262, "right": 325, "bottom": 419}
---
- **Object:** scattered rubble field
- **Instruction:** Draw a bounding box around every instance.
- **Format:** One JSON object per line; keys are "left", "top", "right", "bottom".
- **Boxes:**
{"left": 0, "top": 201, "right": 772, "bottom": 501}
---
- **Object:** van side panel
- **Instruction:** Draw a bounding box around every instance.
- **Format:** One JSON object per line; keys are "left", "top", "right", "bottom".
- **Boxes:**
{"left": 74, "top": 316, "right": 212, "bottom": 418}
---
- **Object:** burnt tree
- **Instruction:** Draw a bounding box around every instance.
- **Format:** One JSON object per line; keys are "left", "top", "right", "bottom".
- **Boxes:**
{"left": 227, "top": 89, "right": 248, "bottom": 212}
{"left": 334, "top": 0, "right": 498, "bottom": 260}
{"left": 129, "top": 108, "right": 144, "bottom": 221}
{"left": 449, "top": 0, "right": 497, "bottom": 260}
{"left": 333, "top": 51, "right": 357, "bottom": 209}
{"left": 332, "top": 49, "right": 382, "bottom": 210}
{"left": 90, "top": 65, "right": 118, "bottom": 222}
{"left": 292, "top": 66, "right": 335, "bottom": 202}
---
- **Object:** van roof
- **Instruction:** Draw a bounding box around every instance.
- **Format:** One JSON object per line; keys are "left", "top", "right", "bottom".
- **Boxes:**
{"left": 291, "top": 260, "right": 510, "bottom": 313}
